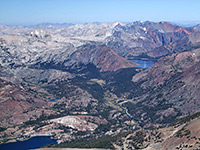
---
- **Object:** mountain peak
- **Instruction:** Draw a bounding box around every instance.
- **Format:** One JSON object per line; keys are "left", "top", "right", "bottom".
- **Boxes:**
{"left": 112, "top": 21, "right": 124, "bottom": 27}
{"left": 71, "top": 44, "right": 137, "bottom": 72}
{"left": 30, "top": 29, "right": 50, "bottom": 38}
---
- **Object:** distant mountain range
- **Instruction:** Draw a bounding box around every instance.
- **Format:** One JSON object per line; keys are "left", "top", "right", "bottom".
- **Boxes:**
{"left": 0, "top": 21, "right": 200, "bottom": 149}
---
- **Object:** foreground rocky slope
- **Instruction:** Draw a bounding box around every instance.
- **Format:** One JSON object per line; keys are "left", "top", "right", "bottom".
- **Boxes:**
{"left": 43, "top": 113, "right": 200, "bottom": 150}
{"left": 113, "top": 113, "right": 200, "bottom": 150}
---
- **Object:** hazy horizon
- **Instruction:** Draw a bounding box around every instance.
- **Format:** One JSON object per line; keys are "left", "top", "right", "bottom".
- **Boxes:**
{"left": 0, "top": 0, "right": 200, "bottom": 26}
{"left": 0, "top": 20, "right": 200, "bottom": 27}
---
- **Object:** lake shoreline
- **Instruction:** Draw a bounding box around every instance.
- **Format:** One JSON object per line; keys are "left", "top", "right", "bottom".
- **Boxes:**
{"left": 0, "top": 134, "right": 55, "bottom": 144}
{"left": 129, "top": 59, "right": 156, "bottom": 68}
{"left": 0, "top": 136, "right": 57, "bottom": 150}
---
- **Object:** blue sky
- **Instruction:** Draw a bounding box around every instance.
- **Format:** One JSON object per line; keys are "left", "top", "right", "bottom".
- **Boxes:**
{"left": 0, "top": 0, "right": 200, "bottom": 25}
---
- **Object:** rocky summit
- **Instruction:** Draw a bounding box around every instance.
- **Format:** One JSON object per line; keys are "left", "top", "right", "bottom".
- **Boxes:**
{"left": 0, "top": 21, "right": 200, "bottom": 149}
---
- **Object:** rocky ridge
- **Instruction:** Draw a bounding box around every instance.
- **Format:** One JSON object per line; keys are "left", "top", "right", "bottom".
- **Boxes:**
{"left": 147, "top": 31, "right": 200, "bottom": 58}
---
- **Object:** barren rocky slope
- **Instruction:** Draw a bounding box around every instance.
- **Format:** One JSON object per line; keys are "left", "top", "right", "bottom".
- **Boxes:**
{"left": 129, "top": 49, "right": 200, "bottom": 127}
{"left": 112, "top": 113, "right": 200, "bottom": 150}
{"left": 147, "top": 31, "right": 200, "bottom": 58}
{"left": 0, "top": 30, "right": 136, "bottom": 72}
{"left": 70, "top": 44, "right": 136, "bottom": 72}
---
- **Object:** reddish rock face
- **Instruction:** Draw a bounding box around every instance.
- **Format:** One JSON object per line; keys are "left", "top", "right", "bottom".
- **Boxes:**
{"left": 71, "top": 44, "right": 137, "bottom": 72}
{"left": 107, "top": 21, "right": 195, "bottom": 57}
{"left": 0, "top": 78, "right": 50, "bottom": 127}
{"left": 147, "top": 31, "right": 200, "bottom": 58}
{"left": 94, "top": 45, "right": 137, "bottom": 72}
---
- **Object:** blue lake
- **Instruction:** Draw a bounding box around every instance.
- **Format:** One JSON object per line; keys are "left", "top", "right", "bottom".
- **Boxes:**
{"left": 0, "top": 136, "right": 57, "bottom": 150}
{"left": 129, "top": 59, "right": 156, "bottom": 68}
{"left": 41, "top": 86, "right": 52, "bottom": 89}
{"left": 50, "top": 97, "right": 59, "bottom": 102}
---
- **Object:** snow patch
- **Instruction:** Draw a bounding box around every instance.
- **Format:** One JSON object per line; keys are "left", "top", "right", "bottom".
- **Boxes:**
{"left": 159, "top": 29, "right": 164, "bottom": 33}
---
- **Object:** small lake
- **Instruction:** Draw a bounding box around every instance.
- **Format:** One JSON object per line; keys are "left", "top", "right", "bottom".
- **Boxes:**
{"left": 50, "top": 97, "right": 59, "bottom": 102}
{"left": 0, "top": 136, "right": 57, "bottom": 150}
{"left": 129, "top": 59, "right": 156, "bottom": 68}
{"left": 41, "top": 86, "right": 52, "bottom": 89}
